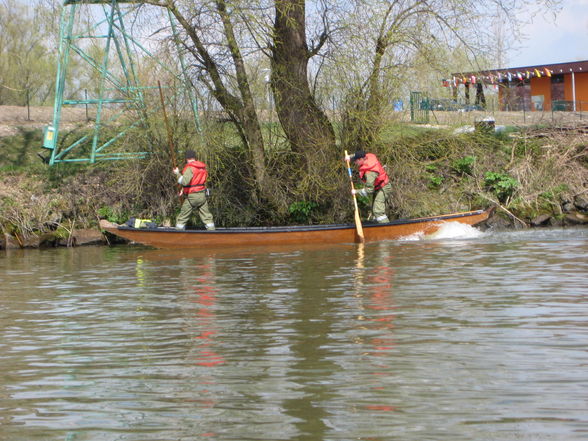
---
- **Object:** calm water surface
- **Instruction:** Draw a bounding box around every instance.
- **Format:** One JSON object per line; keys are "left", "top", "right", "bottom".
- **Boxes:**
{"left": 1, "top": 225, "right": 587, "bottom": 441}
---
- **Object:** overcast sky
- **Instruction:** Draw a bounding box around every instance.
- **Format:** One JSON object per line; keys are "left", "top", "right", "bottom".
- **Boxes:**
{"left": 507, "top": 0, "right": 588, "bottom": 67}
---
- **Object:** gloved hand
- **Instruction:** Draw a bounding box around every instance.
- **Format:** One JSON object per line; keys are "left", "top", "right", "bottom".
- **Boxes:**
{"left": 173, "top": 167, "right": 180, "bottom": 176}
{"left": 352, "top": 188, "right": 368, "bottom": 197}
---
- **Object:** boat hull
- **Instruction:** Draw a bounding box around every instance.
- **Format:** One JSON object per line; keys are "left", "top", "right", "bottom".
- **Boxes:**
{"left": 100, "top": 208, "right": 493, "bottom": 249}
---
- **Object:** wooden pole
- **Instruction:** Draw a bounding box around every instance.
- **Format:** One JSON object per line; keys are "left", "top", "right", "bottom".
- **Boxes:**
{"left": 345, "top": 150, "right": 365, "bottom": 243}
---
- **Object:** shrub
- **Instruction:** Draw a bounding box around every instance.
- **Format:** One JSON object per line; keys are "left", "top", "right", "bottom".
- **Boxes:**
{"left": 428, "top": 175, "right": 444, "bottom": 189}
{"left": 288, "top": 201, "right": 318, "bottom": 224}
{"left": 484, "top": 171, "right": 518, "bottom": 202}
{"left": 97, "top": 206, "right": 128, "bottom": 224}
{"left": 453, "top": 156, "right": 476, "bottom": 175}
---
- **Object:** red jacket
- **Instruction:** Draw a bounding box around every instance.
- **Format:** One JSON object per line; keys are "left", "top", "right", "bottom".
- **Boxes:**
{"left": 182, "top": 160, "right": 207, "bottom": 194}
{"left": 359, "top": 153, "right": 389, "bottom": 190}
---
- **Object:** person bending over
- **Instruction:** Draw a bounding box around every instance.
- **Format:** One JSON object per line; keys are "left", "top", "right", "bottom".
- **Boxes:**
{"left": 347, "top": 150, "right": 392, "bottom": 223}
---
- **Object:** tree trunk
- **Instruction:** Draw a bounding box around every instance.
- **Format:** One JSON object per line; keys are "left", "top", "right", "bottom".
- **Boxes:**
{"left": 214, "top": 0, "right": 271, "bottom": 204}
{"left": 365, "top": 36, "right": 386, "bottom": 139}
{"left": 271, "top": 0, "right": 336, "bottom": 175}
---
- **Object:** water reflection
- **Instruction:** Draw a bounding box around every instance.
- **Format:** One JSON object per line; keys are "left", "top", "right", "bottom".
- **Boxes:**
{"left": 1, "top": 228, "right": 588, "bottom": 440}
{"left": 184, "top": 257, "right": 224, "bottom": 368}
{"left": 180, "top": 256, "right": 224, "bottom": 438}
{"left": 278, "top": 252, "right": 344, "bottom": 440}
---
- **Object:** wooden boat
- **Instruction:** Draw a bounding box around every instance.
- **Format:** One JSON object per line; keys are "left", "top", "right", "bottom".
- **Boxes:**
{"left": 99, "top": 207, "right": 494, "bottom": 249}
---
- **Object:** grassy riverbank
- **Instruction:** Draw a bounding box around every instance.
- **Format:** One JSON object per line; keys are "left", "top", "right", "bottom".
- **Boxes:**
{"left": 1, "top": 120, "right": 587, "bottom": 248}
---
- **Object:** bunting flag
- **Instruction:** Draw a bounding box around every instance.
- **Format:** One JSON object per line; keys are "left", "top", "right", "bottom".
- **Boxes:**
{"left": 443, "top": 64, "right": 557, "bottom": 88}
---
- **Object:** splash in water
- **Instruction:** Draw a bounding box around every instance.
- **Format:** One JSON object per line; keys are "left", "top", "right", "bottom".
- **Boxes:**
{"left": 426, "top": 221, "right": 484, "bottom": 240}
{"left": 399, "top": 221, "right": 484, "bottom": 241}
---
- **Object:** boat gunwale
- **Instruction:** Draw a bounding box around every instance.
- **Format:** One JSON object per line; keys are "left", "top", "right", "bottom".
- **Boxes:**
{"left": 115, "top": 209, "right": 486, "bottom": 235}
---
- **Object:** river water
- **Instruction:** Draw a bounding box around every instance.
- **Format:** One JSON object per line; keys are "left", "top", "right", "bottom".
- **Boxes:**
{"left": 1, "top": 224, "right": 587, "bottom": 441}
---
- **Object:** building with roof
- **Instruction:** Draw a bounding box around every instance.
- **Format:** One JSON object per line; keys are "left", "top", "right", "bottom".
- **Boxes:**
{"left": 444, "top": 60, "right": 588, "bottom": 112}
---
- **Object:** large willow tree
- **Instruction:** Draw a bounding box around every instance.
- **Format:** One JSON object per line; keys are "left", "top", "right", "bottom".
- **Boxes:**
{"left": 271, "top": 0, "right": 336, "bottom": 172}
{"left": 145, "top": 0, "right": 342, "bottom": 211}
{"left": 144, "top": 0, "right": 560, "bottom": 208}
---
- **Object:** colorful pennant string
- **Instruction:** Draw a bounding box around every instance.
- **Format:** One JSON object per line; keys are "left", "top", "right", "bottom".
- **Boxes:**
{"left": 441, "top": 66, "right": 555, "bottom": 86}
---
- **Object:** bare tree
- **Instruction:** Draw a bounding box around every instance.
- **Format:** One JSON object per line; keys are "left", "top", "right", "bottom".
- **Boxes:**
{"left": 0, "top": 0, "right": 57, "bottom": 106}
{"left": 332, "top": 0, "right": 562, "bottom": 148}
{"left": 144, "top": 0, "right": 280, "bottom": 209}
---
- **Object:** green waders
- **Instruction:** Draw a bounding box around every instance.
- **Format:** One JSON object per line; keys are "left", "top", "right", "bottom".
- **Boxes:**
{"left": 372, "top": 182, "right": 392, "bottom": 223}
{"left": 176, "top": 191, "right": 215, "bottom": 230}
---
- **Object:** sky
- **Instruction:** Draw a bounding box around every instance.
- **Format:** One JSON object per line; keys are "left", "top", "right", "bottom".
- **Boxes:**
{"left": 508, "top": 0, "right": 588, "bottom": 67}
{"left": 15, "top": 0, "right": 587, "bottom": 70}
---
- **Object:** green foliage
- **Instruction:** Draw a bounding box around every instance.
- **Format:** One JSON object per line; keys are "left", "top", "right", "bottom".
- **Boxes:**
{"left": 0, "top": 0, "right": 58, "bottom": 106}
{"left": 0, "top": 129, "right": 46, "bottom": 172}
{"left": 1, "top": 102, "right": 586, "bottom": 233}
{"left": 484, "top": 171, "right": 518, "bottom": 202}
{"left": 424, "top": 163, "right": 443, "bottom": 189}
{"left": 288, "top": 201, "right": 318, "bottom": 224}
{"left": 539, "top": 184, "right": 567, "bottom": 202}
{"left": 427, "top": 174, "right": 444, "bottom": 189}
{"left": 53, "top": 226, "right": 72, "bottom": 240}
{"left": 97, "top": 206, "right": 127, "bottom": 225}
{"left": 552, "top": 184, "right": 569, "bottom": 195}
{"left": 452, "top": 155, "right": 476, "bottom": 175}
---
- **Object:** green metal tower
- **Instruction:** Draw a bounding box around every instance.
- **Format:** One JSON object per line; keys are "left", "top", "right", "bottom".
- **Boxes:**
{"left": 42, "top": 0, "right": 200, "bottom": 165}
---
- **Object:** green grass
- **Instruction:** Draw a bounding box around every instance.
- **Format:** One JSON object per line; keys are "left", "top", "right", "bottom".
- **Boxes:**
{"left": 0, "top": 128, "right": 47, "bottom": 172}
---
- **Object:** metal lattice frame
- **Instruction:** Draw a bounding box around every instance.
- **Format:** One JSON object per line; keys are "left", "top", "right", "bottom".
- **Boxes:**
{"left": 410, "top": 91, "right": 429, "bottom": 124}
{"left": 43, "top": 0, "right": 200, "bottom": 165}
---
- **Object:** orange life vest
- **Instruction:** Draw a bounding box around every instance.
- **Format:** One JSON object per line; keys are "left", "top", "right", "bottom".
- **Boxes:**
{"left": 359, "top": 153, "right": 389, "bottom": 190}
{"left": 182, "top": 160, "right": 207, "bottom": 194}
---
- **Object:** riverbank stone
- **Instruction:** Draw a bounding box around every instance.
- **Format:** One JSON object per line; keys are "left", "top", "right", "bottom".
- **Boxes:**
{"left": 574, "top": 195, "right": 588, "bottom": 212}
{"left": 69, "top": 229, "right": 107, "bottom": 246}
{"left": 483, "top": 212, "right": 513, "bottom": 230}
{"left": 531, "top": 214, "right": 551, "bottom": 227}
{"left": 564, "top": 211, "right": 588, "bottom": 225}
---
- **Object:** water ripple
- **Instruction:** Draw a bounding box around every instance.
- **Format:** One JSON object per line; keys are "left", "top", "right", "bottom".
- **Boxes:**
{"left": 1, "top": 229, "right": 587, "bottom": 440}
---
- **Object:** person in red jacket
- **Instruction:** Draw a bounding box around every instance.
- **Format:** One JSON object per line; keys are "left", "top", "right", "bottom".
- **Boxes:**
{"left": 347, "top": 150, "right": 392, "bottom": 223}
{"left": 173, "top": 150, "right": 215, "bottom": 230}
